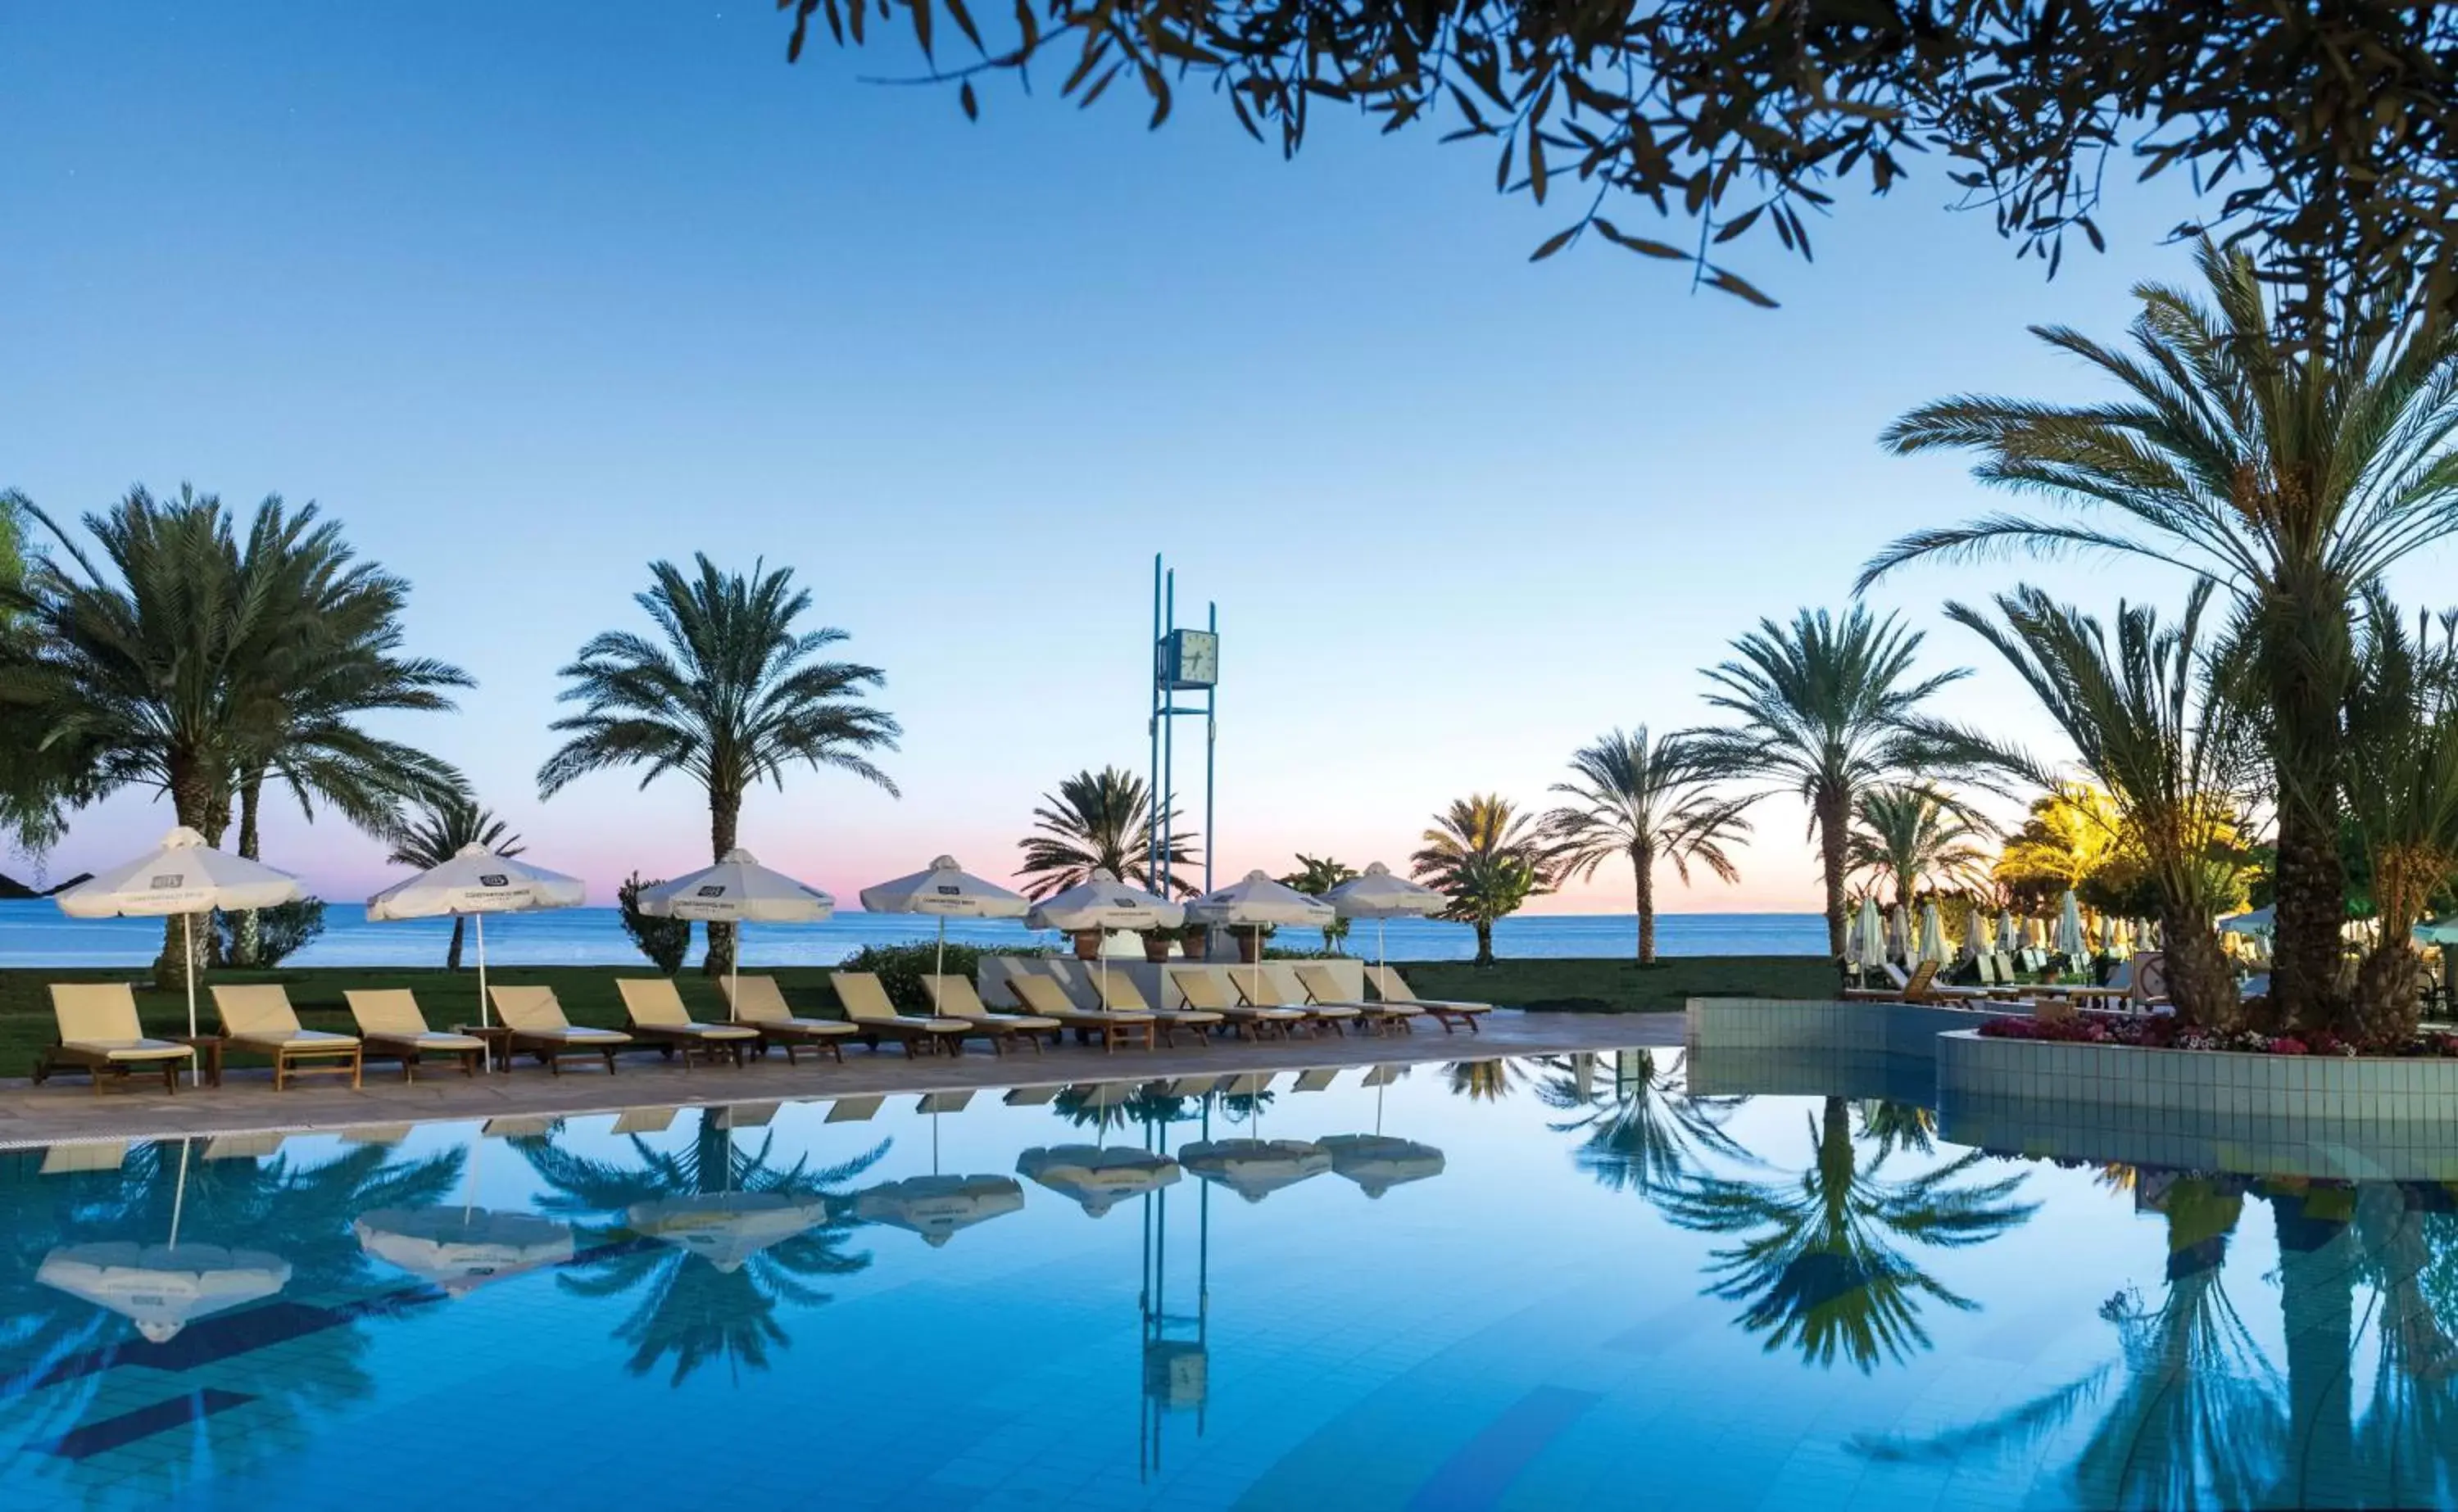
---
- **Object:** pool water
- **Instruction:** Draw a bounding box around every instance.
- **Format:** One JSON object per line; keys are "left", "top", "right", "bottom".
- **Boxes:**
{"left": 1, "top": 1050, "right": 2451, "bottom": 1510}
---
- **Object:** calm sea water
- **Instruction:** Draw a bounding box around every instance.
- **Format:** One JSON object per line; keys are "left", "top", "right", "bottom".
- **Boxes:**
{"left": 0, "top": 1049, "right": 2430, "bottom": 1509}
{"left": 0, "top": 899, "right": 1828, "bottom": 968}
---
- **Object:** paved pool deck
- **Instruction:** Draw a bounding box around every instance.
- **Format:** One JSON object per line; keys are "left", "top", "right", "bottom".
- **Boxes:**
{"left": 0, "top": 1010, "right": 1684, "bottom": 1148}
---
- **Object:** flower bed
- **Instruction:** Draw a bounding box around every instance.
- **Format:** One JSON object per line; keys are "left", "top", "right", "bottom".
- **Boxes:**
{"left": 1974, "top": 1012, "right": 2458, "bottom": 1059}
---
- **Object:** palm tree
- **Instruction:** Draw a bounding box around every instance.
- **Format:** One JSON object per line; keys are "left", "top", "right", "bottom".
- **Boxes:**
{"left": 1543, "top": 727, "right": 1750, "bottom": 963}
{"left": 1653, "top": 1096, "right": 2039, "bottom": 1373}
{"left": 2339, "top": 597, "right": 2458, "bottom": 1039}
{"left": 1016, "top": 766, "right": 1198, "bottom": 899}
{"left": 1692, "top": 609, "right": 1967, "bottom": 958}
{"left": 1866, "top": 242, "right": 2458, "bottom": 1033}
{"left": 1278, "top": 853, "right": 1357, "bottom": 951}
{"left": 1944, "top": 584, "right": 2258, "bottom": 1025}
{"left": 0, "top": 487, "right": 466, "bottom": 976}
{"left": 1411, "top": 794, "right": 1551, "bottom": 965}
{"left": 388, "top": 795, "right": 524, "bottom": 970}
{"left": 1542, "top": 1048, "right": 1753, "bottom": 1197}
{"left": 1992, "top": 783, "right": 2129, "bottom": 912}
{"left": 538, "top": 555, "right": 900, "bottom": 977}
{"left": 1845, "top": 785, "right": 1995, "bottom": 911}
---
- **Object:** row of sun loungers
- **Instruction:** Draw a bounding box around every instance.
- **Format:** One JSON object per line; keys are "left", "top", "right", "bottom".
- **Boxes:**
{"left": 27, "top": 963, "right": 1493, "bottom": 1093}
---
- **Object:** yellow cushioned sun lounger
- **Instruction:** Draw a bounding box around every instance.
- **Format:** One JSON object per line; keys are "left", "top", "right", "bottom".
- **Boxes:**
{"left": 1090, "top": 970, "right": 1220, "bottom": 1048}
{"left": 1168, "top": 967, "right": 1305, "bottom": 1040}
{"left": 1244, "top": 963, "right": 1361, "bottom": 1035}
{"left": 1363, "top": 966, "right": 1491, "bottom": 1034}
{"left": 616, "top": 979, "right": 759, "bottom": 1070}
{"left": 211, "top": 984, "right": 363, "bottom": 1090}
{"left": 924, "top": 974, "right": 1059, "bottom": 1056}
{"left": 723, "top": 976, "right": 859, "bottom": 1065}
{"left": 1007, "top": 972, "right": 1153, "bottom": 1053}
{"left": 1292, "top": 963, "right": 1417, "bottom": 1035}
{"left": 830, "top": 972, "right": 974, "bottom": 1057}
{"left": 34, "top": 984, "right": 192, "bottom": 1095}
{"left": 344, "top": 989, "right": 488, "bottom": 1080}
{"left": 489, "top": 985, "right": 633, "bottom": 1075}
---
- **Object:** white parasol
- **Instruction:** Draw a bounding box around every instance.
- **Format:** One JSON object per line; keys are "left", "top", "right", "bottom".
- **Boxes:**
{"left": 636, "top": 849, "right": 834, "bottom": 1016}
{"left": 1187, "top": 870, "right": 1336, "bottom": 1006}
{"left": 858, "top": 854, "right": 1030, "bottom": 989}
{"left": 1323, "top": 862, "right": 1444, "bottom": 976}
{"left": 368, "top": 843, "right": 586, "bottom": 1027}
{"left": 57, "top": 826, "right": 304, "bottom": 1042}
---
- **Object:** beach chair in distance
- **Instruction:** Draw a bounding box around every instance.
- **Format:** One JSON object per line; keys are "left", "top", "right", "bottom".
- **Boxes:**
{"left": 489, "top": 985, "right": 633, "bottom": 1075}
{"left": 1292, "top": 964, "right": 1417, "bottom": 1035}
{"left": 1090, "top": 969, "right": 1222, "bottom": 1048}
{"left": 1890, "top": 962, "right": 1943, "bottom": 1004}
{"left": 829, "top": 972, "right": 973, "bottom": 1057}
{"left": 1248, "top": 963, "right": 1363, "bottom": 1036}
{"left": 1993, "top": 951, "right": 2021, "bottom": 987}
{"left": 1362, "top": 966, "right": 1492, "bottom": 1034}
{"left": 723, "top": 976, "right": 859, "bottom": 1065}
{"left": 344, "top": 990, "right": 488, "bottom": 1081}
{"left": 1975, "top": 953, "right": 2002, "bottom": 987}
{"left": 211, "top": 984, "right": 363, "bottom": 1090}
{"left": 1167, "top": 966, "right": 1304, "bottom": 1040}
{"left": 33, "top": 984, "right": 192, "bottom": 1095}
{"left": 617, "top": 979, "right": 760, "bottom": 1069}
{"left": 924, "top": 974, "right": 1060, "bottom": 1055}
{"left": 1007, "top": 971, "right": 1154, "bottom": 1053}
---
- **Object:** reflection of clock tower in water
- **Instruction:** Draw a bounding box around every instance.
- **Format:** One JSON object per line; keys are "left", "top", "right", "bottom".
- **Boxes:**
{"left": 1148, "top": 555, "right": 1220, "bottom": 900}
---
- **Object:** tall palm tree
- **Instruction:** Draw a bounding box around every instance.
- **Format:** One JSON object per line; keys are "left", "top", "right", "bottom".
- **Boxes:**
{"left": 1278, "top": 853, "right": 1357, "bottom": 951}
{"left": 1844, "top": 785, "right": 1995, "bottom": 911}
{"left": 0, "top": 487, "right": 466, "bottom": 976}
{"left": 1992, "top": 783, "right": 2129, "bottom": 912}
{"left": 1692, "top": 609, "right": 1967, "bottom": 957}
{"left": 1542, "top": 1048, "right": 1753, "bottom": 1197}
{"left": 1411, "top": 794, "right": 1551, "bottom": 965}
{"left": 387, "top": 795, "right": 523, "bottom": 970}
{"left": 538, "top": 555, "right": 900, "bottom": 977}
{"left": 1543, "top": 727, "right": 1750, "bottom": 963}
{"left": 1945, "top": 583, "right": 2258, "bottom": 1025}
{"left": 2339, "top": 596, "right": 2458, "bottom": 1039}
{"left": 1866, "top": 242, "right": 2458, "bottom": 1032}
{"left": 1015, "top": 765, "right": 1198, "bottom": 899}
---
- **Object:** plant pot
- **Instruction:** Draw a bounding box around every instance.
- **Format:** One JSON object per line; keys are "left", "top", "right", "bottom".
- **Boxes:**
{"left": 1142, "top": 935, "right": 1173, "bottom": 963}
{"left": 1073, "top": 930, "right": 1104, "bottom": 961}
{"left": 1236, "top": 930, "right": 1262, "bottom": 964}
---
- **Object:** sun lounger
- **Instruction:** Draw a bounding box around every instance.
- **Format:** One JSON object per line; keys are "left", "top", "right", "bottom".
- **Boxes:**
{"left": 1975, "top": 953, "right": 2001, "bottom": 986}
{"left": 616, "top": 979, "right": 759, "bottom": 1069}
{"left": 721, "top": 976, "right": 859, "bottom": 1064}
{"left": 1089, "top": 970, "right": 1221, "bottom": 1048}
{"left": 211, "top": 984, "right": 363, "bottom": 1089}
{"left": 830, "top": 972, "right": 973, "bottom": 1057}
{"left": 33, "top": 984, "right": 192, "bottom": 1095}
{"left": 488, "top": 985, "right": 633, "bottom": 1075}
{"left": 1362, "top": 966, "right": 1492, "bottom": 1034}
{"left": 923, "top": 974, "right": 1059, "bottom": 1055}
{"left": 343, "top": 989, "right": 488, "bottom": 1081}
{"left": 1007, "top": 971, "right": 1154, "bottom": 1053}
{"left": 610, "top": 1106, "right": 679, "bottom": 1135}
{"left": 1167, "top": 966, "right": 1305, "bottom": 1039}
{"left": 1992, "top": 951, "right": 2020, "bottom": 985}
{"left": 1292, "top": 964, "right": 1417, "bottom": 1034}
{"left": 1242, "top": 963, "right": 1363, "bottom": 1035}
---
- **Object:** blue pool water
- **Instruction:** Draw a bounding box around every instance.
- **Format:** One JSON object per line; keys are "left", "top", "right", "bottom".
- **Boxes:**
{"left": 0, "top": 899, "right": 1830, "bottom": 968}
{"left": 1, "top": 1052, "right": 2442, "bottom": 1510}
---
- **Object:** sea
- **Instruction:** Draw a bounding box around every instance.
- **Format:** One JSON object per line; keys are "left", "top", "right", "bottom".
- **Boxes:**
{"left": 0, "top": 899, "right": 1826, "bottom": 968}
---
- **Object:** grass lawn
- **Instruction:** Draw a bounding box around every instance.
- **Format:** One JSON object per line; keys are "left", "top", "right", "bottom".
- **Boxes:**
{"left": 0, "top": 954, "right": 1836, "bottom": 1079}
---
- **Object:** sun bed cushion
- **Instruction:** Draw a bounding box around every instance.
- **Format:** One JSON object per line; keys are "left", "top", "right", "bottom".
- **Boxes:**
{"left": 344, "top": 990, "right": 486, "bottom": 1050}
{"left": 491, "top": 985, "right": 633, "bottom": 1043}
{"left": 1168, "top": 967, "right": 1303, "bottom": 1018}
{"left": 1364, "top": 967, "right": 1490, "bottom": 1012}
{"left": 212, "top": 984, "right": 361, "bottom": 1048}
{"left": 923, "top": 976, "right": 1061, "bottom": 1030}
{"left": 617, "top": 979, "right": 758, "bottom": 1039}
{"left": 49, "top": 984, "right": 186, "bottom": 1053}
{"left": 1010, "top": 973, "right": 1151, "bottom": 1022}
{"left": 831, "top": 972, "right": 970, "bottom": 1030}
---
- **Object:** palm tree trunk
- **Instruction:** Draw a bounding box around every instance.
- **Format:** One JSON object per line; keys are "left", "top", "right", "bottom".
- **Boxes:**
{"left": 2273, "top": 799, "right": 2347, "bottom": 1034}
{"left": 2160, "top": 907, "right": 2236, "bottom": 1030}
{"left": 1631, "top": 840, "right": 1657, "bottom": 965}
{"left": 1815, "top": 783, "right": 1850, "bottom": 958}
{"left": 447, "top": 915, "right": 466, "bottom": 972}
{"left": 2352, "top": 937, "right": 2424, "bottom": 1044}
{"left": 703, "top": 793, "right": 740, "bottom": 977}
{"left": 2274, "top": 1193, "right": 2356, "bottom": 1505}
{"left": 232, "top": 770, "right": 265, "bottom": 968}
{"left": 1473, "top": 918, "right": 1494, "bottom": 967}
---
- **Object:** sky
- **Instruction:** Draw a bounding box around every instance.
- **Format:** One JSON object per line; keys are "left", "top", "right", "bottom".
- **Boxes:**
{"left": 4, "top": 4, "right": 2430, "bottom": 912}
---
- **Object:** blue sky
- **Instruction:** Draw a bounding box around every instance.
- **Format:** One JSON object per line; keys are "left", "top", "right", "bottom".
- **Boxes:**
{"left": 0, "top": 3, "right": 2378, "bottom": 911}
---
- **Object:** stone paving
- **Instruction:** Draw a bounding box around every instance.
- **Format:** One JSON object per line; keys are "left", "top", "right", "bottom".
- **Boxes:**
{"left": 0, "top": 1010, "right": 1682, "bottom": 1148}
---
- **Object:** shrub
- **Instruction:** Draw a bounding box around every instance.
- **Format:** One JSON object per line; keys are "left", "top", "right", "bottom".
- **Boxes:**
{"left": 618, "top": 872, "right": 692, "bottom": 976}
{"left": 839, "top": 939, "right": 1051, "bottom": 1011}
{"left": 213, "top": 900, "right": 325, "bottom": 968}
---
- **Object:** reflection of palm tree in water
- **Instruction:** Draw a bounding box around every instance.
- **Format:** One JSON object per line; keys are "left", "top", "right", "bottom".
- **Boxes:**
{"left": 0, "top": 1138, "right": 461, "bottom": 1499}
{"left": 2347, "top": 1186, "right": 2458, "bottom": 1507}
{"left": 516, "top": 1110, "right": 883, "bottom": 1384}
{"left": 1654, "top": 1096, "right": 2036, "bottom": 1371}
{"left": 1445, "top": 1059, "right": 1524, "bottom": 1103}
{"left": 1540, "top": 1048, "right": 1751, "bottom": 1197}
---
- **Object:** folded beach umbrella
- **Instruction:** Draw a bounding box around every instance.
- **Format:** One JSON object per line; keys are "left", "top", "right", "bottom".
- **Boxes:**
{"left": 1916, "top": 902, "right": 1948, "bottom": 965}
{"left": 1324, "top": 862, "right": 1445, "bottom": 975}
{"left": 859, "top": 854, "right": 1031, "bottom": 988}
{"left": 37, "top": 1242, "right": 292, "bottom": 1343}
{"left": 354, "top": 1208, "right": 575, "bottom": 1297}
{"left": 2057, "top": 891, "right": 2088, "bottom": 960}
{"left": 1998, "top": 910, "right": 2019, "bottom": 957}
{"left": 1188, "top": 870, "right": 1336, "bottom": 1004}
{"left": 637, "top": 849, "right": 835, "bottom": 1016}
{"left": 1853, "top": 898, "right": 1886, "bottom": 975}
{"left": 1027, "top": 869, "right": 1185, "bottom": 1007}
{"left": 369, "top": 843, "right": 587, "bottom": 1027}
{"left": 1888, "top": 904, "right": 1911, "bottom": 964}
{"left": 58, "top": 826, "right": 305, "bottom": 1041}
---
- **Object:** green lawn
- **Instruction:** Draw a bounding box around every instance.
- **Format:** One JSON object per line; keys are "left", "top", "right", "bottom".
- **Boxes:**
{"left": 0, "top": 954, "right": 1835, "bottom": 1079}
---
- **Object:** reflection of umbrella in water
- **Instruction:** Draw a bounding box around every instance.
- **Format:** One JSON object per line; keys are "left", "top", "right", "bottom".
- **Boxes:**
{"left": 37, "top": 1241, "right": 292, "bottom": 1342}
{"left": 854, "top": 1175, "right": 1025, "bottom": 1247}
{"left": 354, "top": 1207, "right": 575, "bottom": 1296}
{"left": 625, "top": 1192, "right": 832, "bottom": 1274}
{"left": 1318, "top": 1135, "right": 1445, "bottom": 1198}
{"left": 1180, "top": 1139, "right": 1331, "bottom": 1203}
{"left": 1018, "top": 1145, "right": 1181, "bottom": 1216}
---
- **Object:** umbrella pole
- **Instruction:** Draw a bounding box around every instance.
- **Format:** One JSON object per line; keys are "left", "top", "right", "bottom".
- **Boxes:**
{"left": 168, "top": 1138, "right": 190, "bottom": 1249}
{"left": 935, "top": 917, "right": 946, "bottom": 994}
{"left": 476, "top": 912, "right": 490, "bottom": 1030}
{"left": 730, "top": 921, "right": 741, "bottom": 1022}
{"left": 182, "top": 912, "right": 198, "bottom": 1042}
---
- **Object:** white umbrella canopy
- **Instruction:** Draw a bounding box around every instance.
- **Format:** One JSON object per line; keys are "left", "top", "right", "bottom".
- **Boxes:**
{"left": 626, "top": 1193, "right": 831, "bottom": 1273}
{"left": 1998, "top": 911, "right": 2020, "bottom": 957}
{"left": 1190, "top": 871, "right": 1337, "bottom": 1001}
{"left": 354, "top": 1208, "right": 575, "bottom": 1297}
{"left": 37, "top": 1241, "right": 292, "bottom": 1343}
{"left": 859, "top": 855, "right": 1030, "bottom": 987}
{"left": 2057, "top": 891, "right": 2088, "bottom": 961}
{"left": 1916, "top": 903, "right": 1948, "bottom": 965}
{"left": 1015, "top": 1146, "right": 1181, "bottom": 1216}
{"left": 1027, "top": 871, "right": 1186, "bottom": 1003}
{"left": 57, "top": 826, "right": 306, "bottom": 1040}
{"left": 1853, "top": 898, "right": 1887, "bottom": 976}
{"left": 368, "top": 843, "right": 587, "bottom": 1028}
{"left": 2220, "top": 904, "right": 2274, "bottom": 936}
{"left": 1181, "top": 1138, "right": 1333, "bottom": 1204}
{"left": 1319, "top": 1134, "right": 1445, "bottom": 1198}
{"left": 1888, "top": 904, "right": 1911, "bottom": 964}
{"left": 637, "top": 849, "right": 835, "bottom": 1016}
{"left": 1325, "top": 862, "right": 1444, "bottom": 973}
{"left": 854, "top": 1175, "right": 1026, "bottom": 1247}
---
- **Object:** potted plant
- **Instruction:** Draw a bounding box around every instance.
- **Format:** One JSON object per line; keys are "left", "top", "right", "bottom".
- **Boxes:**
{"left": 1141, "top": 927, "right": 1175, "bottom": 963}
{"left": 1072, "top": 930, "right": 1104, "bottom": 961}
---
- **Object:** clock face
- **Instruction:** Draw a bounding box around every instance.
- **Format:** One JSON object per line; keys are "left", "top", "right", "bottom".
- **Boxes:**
{"left": 1166, "top": 629, "right": 1218, "bottom": 688}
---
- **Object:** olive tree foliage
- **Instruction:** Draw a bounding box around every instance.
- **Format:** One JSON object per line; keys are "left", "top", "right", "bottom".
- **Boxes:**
{"left": 774, "top": 0, "right": 2458, "bottom": 338}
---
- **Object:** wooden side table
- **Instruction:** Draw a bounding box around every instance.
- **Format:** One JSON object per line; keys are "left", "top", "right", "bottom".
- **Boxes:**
{"left": 454, "top": 1024, "right": 516, "bottom": 1073}
{"left": 175, "top": 1035, "right": 225, "bottom": 1089}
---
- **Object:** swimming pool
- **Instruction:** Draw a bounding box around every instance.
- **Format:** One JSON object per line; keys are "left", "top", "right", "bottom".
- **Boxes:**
{"left": 1, "top": 1049, "right": 2447, "bottom": 1510}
